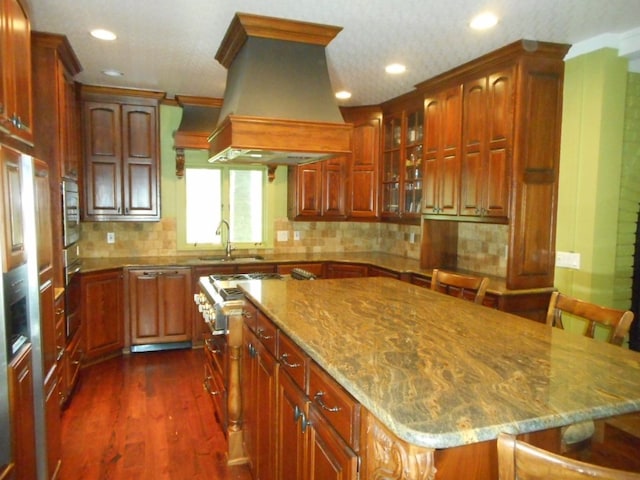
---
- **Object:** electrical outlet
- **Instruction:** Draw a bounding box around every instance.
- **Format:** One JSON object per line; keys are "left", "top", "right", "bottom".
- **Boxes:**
{"left": 409, "top": 232, "right": 416, "bottom": 243}
{"left": 107, "top": 232, "right": 115, "bottom": 244}
{"left": 294, "top": 231, "right": 301, "bottom": 241}
{"left": 556, "top": 251, "right": 580, "bottom": 269}
{"left": 276, "top": 230, "right": 289, "bottom": 242}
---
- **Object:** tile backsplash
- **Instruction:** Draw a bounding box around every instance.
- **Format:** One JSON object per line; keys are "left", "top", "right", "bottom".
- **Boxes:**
{"left": 80, "top": 218, "right": 507, "bottom": 275}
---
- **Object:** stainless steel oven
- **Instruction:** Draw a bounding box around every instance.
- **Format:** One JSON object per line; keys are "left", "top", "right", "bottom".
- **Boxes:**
{"left": 62, "top": 180, "right": 80, "bottom": 247}
{"left": 63, "top": 244, "right": 81, "bottom": 340}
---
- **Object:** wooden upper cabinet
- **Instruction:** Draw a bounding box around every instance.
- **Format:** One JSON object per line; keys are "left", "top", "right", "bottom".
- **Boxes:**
{"left": 0, "top": 0, "right": 33, "bottom": 146}
{"left": 418, "top": 40, "right": 569, "bottom": 289}
{"left": 287, "top": 156, "right": 346, "bottom": 220}
{"left": 380, "top": 92, "right": 423, "bottom": 224}
{"left": 81, "top": 86, "right": 163, "bottom": 221}
{"left": 423, "top": 85, "right": 462, "bottom": 217}
{"left": 342, "top": 106, "right": 381, "bottom": 220}
{"left": 460, "top": 68, "right": 512, "bottom": 220}
{"left": 32, "top": 32, "right": 83, "bottom": 181}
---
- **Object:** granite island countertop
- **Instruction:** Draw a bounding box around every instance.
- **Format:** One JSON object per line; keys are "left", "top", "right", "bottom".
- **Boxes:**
{"left": 236, "top": 276, "right": 640, "bottom": 450}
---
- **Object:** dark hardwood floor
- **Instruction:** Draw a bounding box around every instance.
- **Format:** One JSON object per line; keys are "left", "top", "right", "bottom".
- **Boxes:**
{"left": 60, "top": 348, "right": 251, "bottom": 480}
{"left": 60, "top": 347, "right": 640, "bottom": 479}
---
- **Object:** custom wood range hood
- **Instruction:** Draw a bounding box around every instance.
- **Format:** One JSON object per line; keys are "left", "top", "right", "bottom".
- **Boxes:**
{"left": 207, "top": 13, "right": 352, "bottom": 169}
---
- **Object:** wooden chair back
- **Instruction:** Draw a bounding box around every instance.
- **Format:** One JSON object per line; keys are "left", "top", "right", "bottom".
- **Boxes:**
{"left": 545, "top": 291, "right": 634, "bottom": 346}
{"left": 497, "top": 432, "right": 640, "bottom": 479}
{"left": 430, "top": 269, "right": 489, "bottom": 305}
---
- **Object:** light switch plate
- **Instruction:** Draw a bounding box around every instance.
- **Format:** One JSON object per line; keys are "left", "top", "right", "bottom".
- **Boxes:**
{"left": 107, "top": 232, "right": 115, "bottom": 244}
{"left": 556, "top": 251, "right": 580, "bottom": 269}
{"left": 294, "top": 231, "right": 301, "bottom": 241}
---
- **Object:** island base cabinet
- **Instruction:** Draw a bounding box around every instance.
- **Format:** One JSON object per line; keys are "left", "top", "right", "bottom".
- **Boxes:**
{"left": 277, "top": 370, "right": 358, "bottom": 480}
{"left": 277, "top": 371, "right": 309, "bottom": 480}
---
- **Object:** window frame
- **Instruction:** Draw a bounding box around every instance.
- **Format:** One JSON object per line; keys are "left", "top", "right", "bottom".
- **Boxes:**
{"left": 176, "top": 155, "right": 271, "bottom": 252}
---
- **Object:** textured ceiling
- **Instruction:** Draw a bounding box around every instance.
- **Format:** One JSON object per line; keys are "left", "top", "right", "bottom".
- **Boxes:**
{"left": 28, "top": 0, "right": 640, "bottom": 106}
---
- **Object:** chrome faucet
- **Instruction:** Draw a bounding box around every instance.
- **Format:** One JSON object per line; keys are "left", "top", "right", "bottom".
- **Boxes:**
{"left": 215, "top": 219, "right": 234, "bottom": 258}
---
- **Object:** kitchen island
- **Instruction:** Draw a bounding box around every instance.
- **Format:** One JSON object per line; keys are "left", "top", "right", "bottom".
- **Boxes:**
{"left": 233, "top": 276, "right": 640, "bottom": 479}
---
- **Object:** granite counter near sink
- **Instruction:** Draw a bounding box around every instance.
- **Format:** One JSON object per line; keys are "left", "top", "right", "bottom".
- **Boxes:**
{"left": 78, "top": 251, "right": 546, "bottom": 296}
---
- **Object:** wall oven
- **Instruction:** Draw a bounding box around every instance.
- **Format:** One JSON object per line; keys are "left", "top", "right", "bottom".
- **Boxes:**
{"left": 63, "top": 244, "right": 81, "bottom": 340}
{"left": 62, "top": 180, "right": 80, "bottom": 248}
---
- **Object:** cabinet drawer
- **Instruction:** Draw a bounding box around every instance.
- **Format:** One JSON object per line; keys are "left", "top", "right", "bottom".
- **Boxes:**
{"left": 278, "top": 333, "right": 308, "bottom": 392}
{"left": 242, "top": 300, "right": 258, "bottom": 332}
{"left": 204, "top": 333, "right": 227, "bottom": 378}
{"left": 256, "top": 311, "right": 277, "bottom": 357}
{"left": 309, "top": 362, "right": 361, "bottom": 450}
{"left": 204, "top": 360, "right": 227, "bottom": 432}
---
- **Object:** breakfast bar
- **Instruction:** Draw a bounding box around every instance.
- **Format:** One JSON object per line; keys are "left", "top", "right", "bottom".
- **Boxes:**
{"left": 233, "top": 276, "right": 640, "bottom": 479}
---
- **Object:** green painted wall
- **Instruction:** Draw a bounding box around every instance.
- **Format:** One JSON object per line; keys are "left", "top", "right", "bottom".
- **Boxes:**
{"left": 555, "top": 48, "right": 629, "bottom": 314}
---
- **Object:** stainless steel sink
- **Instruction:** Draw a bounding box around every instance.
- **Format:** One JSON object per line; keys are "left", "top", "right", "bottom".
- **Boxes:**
{"left": 198, "top": 255, "right": 264, "bottom": 262}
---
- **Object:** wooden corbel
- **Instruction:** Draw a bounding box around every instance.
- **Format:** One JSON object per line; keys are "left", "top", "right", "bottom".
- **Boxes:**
{"left": 175, "top": 148, "right": 185, "bottom": 178}
{"left": 267, "top": 165, "right": 277, "bottom": 182}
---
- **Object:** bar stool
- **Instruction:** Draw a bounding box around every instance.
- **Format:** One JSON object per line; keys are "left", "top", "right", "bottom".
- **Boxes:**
{"left": 497, "top": 432, "right": 640, "bottom": 479}
{"left": 545, "top": 291, "right": 635, "bottom": 454}
{"left": 430, "top": 269, "right": 490, "bottom": 305}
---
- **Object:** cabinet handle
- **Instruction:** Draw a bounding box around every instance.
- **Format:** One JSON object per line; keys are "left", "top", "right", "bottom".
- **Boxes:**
{"left": 247, "top": 343, "right": 257, "bottom": 358}
{"left": 242, "top": 310, "right": 253, "bottom": 320}
{"left": 203, "top": 376, "right": 221, "bottom": 396}
{"left": 313, "top": 391, "right": 342, "bottom": 413}
{"left": 300, "top": 412, "right": 311, "bottom": 433}
{"left": 294, "top": 404, "right": 303, "bottom": 422}
{"left": 256, "top": 327, "right": 273, "bottom": 341}
{"left": 280, "top": 353, "right": 301, "bottom": 368}
{"left": 10, "top": 114, "right": 23, "bottom": 129}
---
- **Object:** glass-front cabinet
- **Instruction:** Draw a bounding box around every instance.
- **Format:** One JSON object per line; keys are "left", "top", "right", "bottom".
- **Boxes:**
{"left": 381, "top": 104, "right": 424, "bottom": 222}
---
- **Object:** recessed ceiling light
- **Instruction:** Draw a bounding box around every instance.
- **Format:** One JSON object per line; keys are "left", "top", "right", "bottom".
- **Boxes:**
{"left": 385, "top": 63, "right": 406, "bottom": 75}
{"left": 90, "top": 28, "right": 117, "bottom": 41}
{"left": 335, "top": 90, "right": 352, "bottom": 100}
{"left": 102, "top": 69, "right": 124, "bottom": 77}
{"left": 470, "top": 12, "right": 498, "bottom": 30}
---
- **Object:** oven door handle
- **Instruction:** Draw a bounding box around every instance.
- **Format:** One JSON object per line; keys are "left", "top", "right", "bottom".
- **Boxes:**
{"left": 68, "top": 264, "right": 82, "bottom": 276}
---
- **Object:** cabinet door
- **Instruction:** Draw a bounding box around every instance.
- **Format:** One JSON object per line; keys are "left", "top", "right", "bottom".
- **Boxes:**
{"left": 82, "top": 270, "right": 123, "bottom": 361}
{"left": 424, "top": 86, "right": 461, "bottom": 216}
{"left": 129, "top": 268, "right": 191, "bottom": 345}
{"left": 483, "top": 69, "right": 512, "bottom": 218}
{"left": 460, "top": 70, "right": 512, "bottom": 219}
{"left": 307, "top": 406, "right": 359, "bottom": 480}
{"left": 34, "top": 159, "right": 53, "bottom": 278}
{"left": 44, "top": 367, "right": 62, "bottom": 480}
{"left": 8, "top": 345, "right": 37, "bottom": 480}
{"left": 323, "top": 157, "right": 346, "bottom": 218}
{"left": 289, "top": 162, "right": 322, "bottom": 218}
{"left": 83, "top": 101, "right": 122, "bottom": 217}
{"left": 460, "top": 77, "right": 486, "bottom": 217}
{"left": 325, "top": 263, "right": 367, "bottom": 279}
{"left": 0, "top": 0, "right": 33, "bottom": 144}
{"left": 348, "top": 119, "right": 379, "bottom": 219}
{"left": 277, "top": 370, "right": 309, "bottom": 480}
{"left": 243, "top": 324, "right": 278, "bottom": 480}
{"left": 0, "top": 146, "right": 25, "bottom": 271}
{"left": 62, "top": 70, "right": 81, "bottom": 180}
{"left": 122, "top": 104, "right": 159, "bottom": 217}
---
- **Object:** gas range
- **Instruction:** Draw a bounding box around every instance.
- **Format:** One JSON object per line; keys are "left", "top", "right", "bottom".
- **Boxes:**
{"left": 195, "top": 272, "right": 284, "bottom": 334}
{"left": 195, "top": 269, "right": 316, "bottom": 334}
{"left": 210, "top": 272, "right": 284, "bottom": 301}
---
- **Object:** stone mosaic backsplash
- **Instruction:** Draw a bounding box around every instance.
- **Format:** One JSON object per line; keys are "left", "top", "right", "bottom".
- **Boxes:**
{"left": 79, "top": 218, "right": 507, "bottom": 276}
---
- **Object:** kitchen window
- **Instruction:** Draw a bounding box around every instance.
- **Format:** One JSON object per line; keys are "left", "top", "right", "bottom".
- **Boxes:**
{"left": 179, "top": 164, "right": 267, "bottom": 250}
